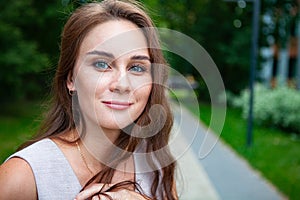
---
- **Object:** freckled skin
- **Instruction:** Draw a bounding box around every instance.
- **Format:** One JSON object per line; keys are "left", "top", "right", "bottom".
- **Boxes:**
{"left": 68, "top": 20, "right": 152, "bottom": 134}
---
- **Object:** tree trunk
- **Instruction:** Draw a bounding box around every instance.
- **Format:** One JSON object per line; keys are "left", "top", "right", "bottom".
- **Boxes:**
{"left": 260, "top": 47, "right": 274, "bottom": 88}
{"left": 277, "top": 47, "right": 289, "bottom": 87}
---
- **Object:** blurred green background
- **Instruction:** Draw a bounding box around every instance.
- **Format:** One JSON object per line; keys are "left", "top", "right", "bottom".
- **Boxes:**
{"left": 1, "top": 0, "right": 300, "bottom": 199}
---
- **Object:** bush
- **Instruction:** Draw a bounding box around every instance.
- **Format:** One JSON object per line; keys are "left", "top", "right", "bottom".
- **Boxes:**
{"left": 232, "top": 84, "right": 300, "bottom": 134}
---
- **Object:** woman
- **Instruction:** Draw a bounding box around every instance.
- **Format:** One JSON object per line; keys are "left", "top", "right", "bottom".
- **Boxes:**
{"left": 0, "top": 0, "right": 177, "bottom": 199}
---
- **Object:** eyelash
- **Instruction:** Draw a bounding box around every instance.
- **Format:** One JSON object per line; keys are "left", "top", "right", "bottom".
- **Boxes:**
{"left": 93, "top": 60, "right": 111, "bottom": 71}
{"left": 129, "top": 64, "right": 147, "bottom": 73}
{"left": 92, "top": 60, "right": 148, "bottom": 73}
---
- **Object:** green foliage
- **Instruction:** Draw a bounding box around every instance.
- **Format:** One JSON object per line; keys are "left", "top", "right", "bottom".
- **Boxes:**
{"left": 0, "top": 0, "right": 51, "bottom": 101}
{"left": 0, "top": 0, "right": 69, "bottom": 102}
{"left": 142, "top": 0, "right": 253, "bottom": 94}
{"left": 233, "top": 84, "right": 300, "bottom": 134}
{"left": 61, "top": 0, "right": 103, "bottom": 9}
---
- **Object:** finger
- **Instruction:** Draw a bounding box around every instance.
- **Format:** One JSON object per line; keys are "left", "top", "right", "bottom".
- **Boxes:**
{"left": 75, "top": 184, "right": 105, "bottom": 200}
{"left": 105, "top": 190, "right": 147, "bottom": 200}
{"left": 92, "top": 195, "right": 100, "bottom": 200}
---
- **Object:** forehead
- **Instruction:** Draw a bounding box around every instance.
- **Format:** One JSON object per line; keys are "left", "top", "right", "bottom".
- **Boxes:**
{"left": 80, "top": 20, "right": 149, "bottom": 57}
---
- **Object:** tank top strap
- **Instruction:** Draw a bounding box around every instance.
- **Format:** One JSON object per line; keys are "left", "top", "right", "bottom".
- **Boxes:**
{"left": 8, "top": 138, "right": 81, "bottom": 200}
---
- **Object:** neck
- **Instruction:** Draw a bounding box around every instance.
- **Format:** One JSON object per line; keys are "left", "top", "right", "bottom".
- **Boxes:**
{"left": 76, "top": 125, "right": 121, "bottom": 165}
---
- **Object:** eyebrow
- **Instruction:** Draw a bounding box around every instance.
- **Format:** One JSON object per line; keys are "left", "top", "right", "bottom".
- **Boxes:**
{"left": 86, "top": 50, "right": 115, "bottom": 58}
{"left": 86, "top": 50, "right": 151, "bottom": 62}
{"left": 130, "top": 55, "right": 151, "bottom": 62}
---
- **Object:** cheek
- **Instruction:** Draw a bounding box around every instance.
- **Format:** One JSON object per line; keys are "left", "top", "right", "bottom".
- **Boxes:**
{"left": 76, "top": 71, "right": 109, "bottom": 98}
{"left": 135, "top": 84, "right": 152, "bottom": 104}
{"left": 131, "top": 74, "right": 152, "bottom": 101}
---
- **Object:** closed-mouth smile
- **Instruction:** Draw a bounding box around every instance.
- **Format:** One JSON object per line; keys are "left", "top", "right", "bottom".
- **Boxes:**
{"left": 102, "top": 101, "right": 133, "bottom": 110}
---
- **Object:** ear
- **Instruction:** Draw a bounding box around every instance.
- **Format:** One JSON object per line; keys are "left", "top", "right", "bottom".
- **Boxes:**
{"left": 67, "top": 72, "right": 75, "bottom": 91}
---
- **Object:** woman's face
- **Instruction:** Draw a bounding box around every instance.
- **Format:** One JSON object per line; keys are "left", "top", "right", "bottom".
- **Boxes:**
{"left": 68, "top": 20, "right": 152, "bottom": 134}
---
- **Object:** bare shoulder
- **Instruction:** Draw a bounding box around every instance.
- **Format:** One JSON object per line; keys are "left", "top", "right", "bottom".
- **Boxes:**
{"left": 0, "top": 157, "right": 37, "bottom": 200}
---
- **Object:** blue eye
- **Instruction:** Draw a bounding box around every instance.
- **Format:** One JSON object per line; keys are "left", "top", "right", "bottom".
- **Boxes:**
{"left": 129, "top": 65, "right": 146, "bottom": 73}
{"left": 94, "top": 61, "right": 110, "bottom": 70}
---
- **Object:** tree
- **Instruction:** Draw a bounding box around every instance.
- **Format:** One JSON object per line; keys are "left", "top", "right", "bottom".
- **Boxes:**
{"left": 0, "top": 0, "right": 49, "bottom": 102}
{"left": 142, "top": 0, "right": 253, "bottom": 94}
{"left": 198, "top": 0, "right": 253, "bottom": 94}
{"left": 0, "top": 0, "right": 67, "bottom": 102}
{"left": 260, "top": 0, "right": 299, "bottom": 88}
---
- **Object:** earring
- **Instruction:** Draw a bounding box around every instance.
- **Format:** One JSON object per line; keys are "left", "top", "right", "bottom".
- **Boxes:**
{"left": 69, "top": 90, "right": 76, "bottom": 96}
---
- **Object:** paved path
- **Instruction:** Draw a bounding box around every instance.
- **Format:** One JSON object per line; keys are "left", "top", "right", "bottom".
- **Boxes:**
{"left": 171, "top": 104, "right": 287, "bottom": 200}
{"left": 172, "top": 122, "right": 220, "bottom": 200}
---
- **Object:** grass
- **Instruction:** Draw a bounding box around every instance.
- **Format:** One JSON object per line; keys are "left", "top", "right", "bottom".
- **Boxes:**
{"left": 0, "top": 101, "right": 42, "bottom": 163}
{"left": 187, "top": 102, "right": 300, "bottom": 200}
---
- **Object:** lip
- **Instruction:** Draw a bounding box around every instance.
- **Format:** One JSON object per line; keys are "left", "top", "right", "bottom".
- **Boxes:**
{"left": 102, "top": 101, "right": 133, "bottom": 110}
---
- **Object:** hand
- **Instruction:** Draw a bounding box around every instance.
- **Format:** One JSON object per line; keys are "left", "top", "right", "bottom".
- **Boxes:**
{"left": 75, "top": 183, "right": 150, "bottom": 200}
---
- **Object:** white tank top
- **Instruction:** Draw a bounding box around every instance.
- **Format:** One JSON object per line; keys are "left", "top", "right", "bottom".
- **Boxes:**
{"left": 8, "top": 138, "right": 158, "bottom": 200}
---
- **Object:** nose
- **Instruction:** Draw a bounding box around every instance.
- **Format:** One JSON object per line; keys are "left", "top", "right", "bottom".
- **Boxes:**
{"left": 109, "top": 71, "right": 131, "bottom": 93}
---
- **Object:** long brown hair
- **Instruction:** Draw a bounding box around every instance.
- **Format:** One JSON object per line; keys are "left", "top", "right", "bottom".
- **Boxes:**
{"left": 22, "top": 0, "right": 176, "bottom": 199}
